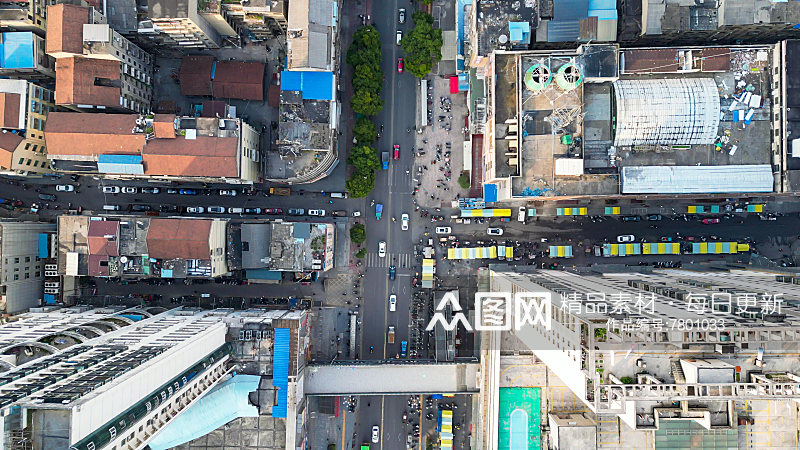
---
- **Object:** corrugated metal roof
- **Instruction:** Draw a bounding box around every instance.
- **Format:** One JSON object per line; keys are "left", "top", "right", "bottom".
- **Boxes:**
{"left": 621, "top": 165, "right": 774, "bottom": 194}
{"left": 272, "top": 328, "right": 290, "bottom": 418}
{"left": 547, "top": 20, "right": 581, "bottom": 42}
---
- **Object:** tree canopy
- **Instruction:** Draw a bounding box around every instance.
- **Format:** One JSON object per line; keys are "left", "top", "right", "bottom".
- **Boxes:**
{"left": 350, "top": 223, "right": 366, "bottom": 245}
{"left": 350, "top": 90, "right": 384, "bottom": 116}
{"left": 400, "top": 12, "right": 443, "bottom": 78}
{"left": 353, "top": 117, "right": 378, "bottom": 145}
{"left": 347, "top": 145, "right": 381, "bottom": 173}
{"left": 346, "top": 169, "right": 376, "bottom": 198}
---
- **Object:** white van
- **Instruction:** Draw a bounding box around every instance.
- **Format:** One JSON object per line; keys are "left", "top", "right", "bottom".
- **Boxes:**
{"left": 518, "top": 206, "right": 526, "bottom": 223}
{"left": 228, "top": 207, "right": 244, "bottom": 214}
{"left": 102, "top": 205, "right": 120, "bottom": 211}
{"left": 330, "top": 192, "right": 348, "bottom": 198}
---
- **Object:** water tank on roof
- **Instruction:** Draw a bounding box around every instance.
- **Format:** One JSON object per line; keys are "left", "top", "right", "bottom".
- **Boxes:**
{"left": 556, "top": 62, "right": 583, "bottom": 91}
{"left": 524, "top": 63, "right": 551, "bottom": 91}
{"left": 498, "top": 34, "right": 508, "bottom": 44}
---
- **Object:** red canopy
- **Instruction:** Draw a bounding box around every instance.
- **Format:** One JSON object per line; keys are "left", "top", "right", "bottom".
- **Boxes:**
{"left": 450, "top": 76, "right": 459, "bottom": 93}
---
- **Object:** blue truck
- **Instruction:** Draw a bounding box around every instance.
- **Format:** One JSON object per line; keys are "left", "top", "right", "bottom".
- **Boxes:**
{"left": 400, "top": 340, "right": 408, "bottom": 357}
{"left": 381, "top": 151, "right": 389, "bottom": 170}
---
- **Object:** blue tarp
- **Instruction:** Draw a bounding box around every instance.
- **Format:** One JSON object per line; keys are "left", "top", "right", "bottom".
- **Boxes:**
{"left": 293, "top": 222, "right": 311, "bottom": 239}
{"left": 484, "top": 184, "right": 498, "bottom": 203}
{"left": 272, "top": 328, "right": 290, "bottom": 418}
{"left": 118, "top": 314, "right": 143, "bottom": 321}
{"left": 43, "top": 294, "right": 56, "bottom": 305}
{"left": 147, "top": 374, "right": 261, "bottom": 450}
{"left": 0, "top": 33, "right": 34, "bottom": 69}
{"left": 98, "top": 154, "right": 143, "bottom": 164}
{"left": 280, "top": 71, "right": 335, "bottom": 100}
{"left": 38, "top": 233, "right": 48, "bottom": 259}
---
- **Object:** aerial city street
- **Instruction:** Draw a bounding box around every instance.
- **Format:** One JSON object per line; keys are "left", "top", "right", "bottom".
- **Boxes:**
{"left": 0, "top": 0, "right": 799, "bottom": 449}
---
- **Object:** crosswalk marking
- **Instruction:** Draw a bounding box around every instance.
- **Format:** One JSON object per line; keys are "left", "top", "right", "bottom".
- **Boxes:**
{"left": 365, "top": 253, "right": 413, "bottom": 268}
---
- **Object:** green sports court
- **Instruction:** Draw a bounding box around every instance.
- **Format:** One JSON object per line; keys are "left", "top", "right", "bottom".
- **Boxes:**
{"left": 498, "top": 387, "right": 542, "bottom": 449}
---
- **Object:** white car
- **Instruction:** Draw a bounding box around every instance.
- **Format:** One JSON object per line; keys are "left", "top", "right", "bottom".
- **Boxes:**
{"left": 617, "top": 235, "right": 635, "bottom": 243}
{"left": 55, "top": 184, "right": 74, "bottom": 192}
{"left": 186, "top": 206, "right": 205, "bottom": 213}
{"left": 487, "top": 227, "right": 504, "bottom": 236}
{"left": 219, "top": 189, "right": 237, "bottom": 196}
{"left": 435, "top": 226, "right": 452, "bottom": 234}
{"left": 308, "top": 209, "right": 326, "bottom": 216}
{"left": 389, "top": 294, "right": 397, "bottom": 312}
{"left": 121, "top": 186, "right": 137, "bottom": 194}
{"left": 228, "top": 207, "right": 243, "bottom": 214}
{"left": 372, "top": 425, "right": 380, "bottom": 443}
{"left": 396, "top": 30, "right": 403, "bottom": 44}
{"left": 102, "top": 186, "right": 120, "bottom": 194}
{"left": 398, "top": 8, "right": 405, "bottom": 23}
{"left": 518, "top": 206, "right": 526, "bottom": 223}
{"left": 378, "top": 241, "right": 386, "bottom": 258}
{"left": 401, "top": 213, "right": 409, "bottom": 231}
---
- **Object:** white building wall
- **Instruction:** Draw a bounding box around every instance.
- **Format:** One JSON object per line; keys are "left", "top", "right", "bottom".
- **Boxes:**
{"left": 208, "top": 219, "right": 228, "bottom": 277}
{"left": 69, "top": 323, "right": 227, "bottom": 443}
{"left": 0, "top": 222, "right": 55, "bottom": 313}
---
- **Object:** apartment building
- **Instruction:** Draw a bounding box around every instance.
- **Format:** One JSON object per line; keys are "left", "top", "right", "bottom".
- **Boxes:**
{"left": 57, "top": 215, "right": 229, "bottom": 279}
{"left": 0, "top": 0, "right": 51, "bottom": 35}
{"left": 139, "top": 0, "right": 222, "bottom": 49}
{"left": 43, "top": 112, "right": 260, "bottom": 183}
{"left": 46, "top": 4, "right": 153, "bottom": 113}
{"left": 0, "top": 220, "right": 55, "bottom": 314}
{"left": 0, "top": 79, "right": 58, "bottom": 174}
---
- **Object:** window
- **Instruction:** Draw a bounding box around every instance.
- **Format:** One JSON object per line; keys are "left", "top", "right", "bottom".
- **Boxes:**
{"left": 13, "top": 275, "right": 18, "bottom": 281}
{"left": 25, "top": 257, "right": 30, "bottom": 263}
{"left": 24, "top": 273, "right": 29, "bottom": 279}
{"left": 13, "top": 257, "right": 18, "bottom": 264}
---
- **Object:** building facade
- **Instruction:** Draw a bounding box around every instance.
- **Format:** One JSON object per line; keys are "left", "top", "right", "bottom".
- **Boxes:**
{"left": 139, "top": 0, "right": 223, "bottom": 49}
{"left": 0, "top": 79, "right": 59, "bottom": 174}
{"left": 0, "top": 220, "right": 55, "bottom": 314}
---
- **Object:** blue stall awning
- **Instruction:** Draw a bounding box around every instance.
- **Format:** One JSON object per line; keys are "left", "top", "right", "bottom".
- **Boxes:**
{"left": 272, "top": 328, "right": 290, "bottom": 418}
{"left": 38, "top": 233, "right": 49, "bottom": 259}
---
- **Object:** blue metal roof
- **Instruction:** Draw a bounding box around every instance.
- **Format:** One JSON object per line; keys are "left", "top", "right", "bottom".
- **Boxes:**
{"left": 97, "top": 155, "right": 144, "bottom": 175}
{"left": 245, "top": 269, "right": 283, "bottom": 280}
{"left": 293, "top": 222, "right": 311, "bottom": 239}
{"left": 272, "top": 328, "right": 290, "bottom": 418}
{"left": 588, "top": 0, "right": 618, "bottom": 19}
{"left": 0, "top": 33, "right": 34, "bottom": 69}
{"left": 484, "top": 184, "right": 498, "bottom": 203}
{"left": 554, "top": 0, "right": 589, "bottom": 21}
{"left": 38, "top": 233, "right": 48, "bottom": 259}
{"left": 147, "top": 374, "right": 261, "bottom": 450}
{"left": 508, "top": 22, "right": 531, "bottom": 44}
{"left": 98, "top": 154, "right": 143, "bottom": 164}
{"left": 280, "top": 70, "right": 335, "bottom": 100}
{"left": 547, "top": 21, "right": 581, "bottom": 42}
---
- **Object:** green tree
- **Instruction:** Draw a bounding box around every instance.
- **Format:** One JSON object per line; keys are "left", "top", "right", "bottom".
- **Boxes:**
{"left": 353, "top": 117, "right": 378, "bottom": 145}
{"left": 400, "top": 12, "right": 443, "bottom": 78}
{"left": 346, "top": 169, "right": 376, "bottom": 198}
{"left": 350, "top": 90, "right": 384, "bottom": 116}
{"left": 347, "top": 26, "right": 381, "bottom": 67}
{"left": 347, "top": 145, "right": 380, "bottom": 173}
{"left": 352, "top": 63, "right": 383, "bottom": 94}
{"left": 458, "top": 172, "right": 471, "bottom": 189}
{"left": 355, "top": 248, "right": 367, "bottom": 258}
{"left": 350, "top": 223, "right": 366, "bottom": 245}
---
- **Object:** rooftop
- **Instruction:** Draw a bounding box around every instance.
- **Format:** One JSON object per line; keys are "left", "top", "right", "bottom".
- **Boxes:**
{"left": 286, "top": 0, "right": 334, "bottom": 70}
{"left": 474, "top": 0, "right": 538, "bottom": 56}
{"left": 54, "top": 56, "right": 121, "bottom": 108}
{"left": 44, "top": 112, "right": 145, "bottom": 157}
{"left": 45, "top": 4, "right": 90, "bottom": 55}
{"left": 58, "top": 215, "right": 226, "bottom": 278}
{"left": 0, "top": 32, "right": 36, "bottom": 69}
{"left": 491, "top": 44, "right": 776, "bottom": 198}
{"left": 641, "top": 0, "right": 800, "bottom": 36}
{"left": 147, "top": 0, "right": 192, "bottom": 19}
{"left": 179, "top": 55, "right": 214, "bottom": 97}
{"left": 213, "top": 61, "right": 265, "bottom": 101}
{"left": 244, "top": 222, "right": 334, "bottom": 272}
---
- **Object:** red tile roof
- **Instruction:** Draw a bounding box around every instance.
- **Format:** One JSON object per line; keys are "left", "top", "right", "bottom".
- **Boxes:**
{"left": 46, "top": 4, "right": 89, "bottom": 55}
{"left": 87, "top": 220, "right": 119, "bottom": 256}
{"left": 0, "top": 133, "right": 22, "bottom": 169}
{"left": 153, "top": 114, "right": 175, "bottom": 138}
{"left": 55, "top": 56, "right": 121, "bottom": 108}
{"left": 213, "top": 61, "right": 265, "bottom": 101}
{"left": 142, "top": 136, "right": 239, "bottom": 177}
{"left": 146, "top": 218, "right": 213, "bottom": 260}
{"left": 0, "top": 93, "right": 21, "bottom": 128}
{"left": 44, "top": 112, "right": 145, "bottom": 157}
{"left": 179, "top": 55, "right": 214, "bottom": 97}
{"left": 700, "top": 48, "right": 731, "bottom": 72}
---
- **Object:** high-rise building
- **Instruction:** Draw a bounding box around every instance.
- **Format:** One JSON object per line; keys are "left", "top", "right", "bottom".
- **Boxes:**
{"left": 484, "top": 267, "right": 800, "bottom": 436}
{"left": 0, "top": 305, "right": 308, "bottom": 450}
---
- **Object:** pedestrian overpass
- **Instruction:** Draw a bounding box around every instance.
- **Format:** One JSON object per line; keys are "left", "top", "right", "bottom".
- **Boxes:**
{"left": 303, "top": 361, "right": 481, "bottom": 395}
